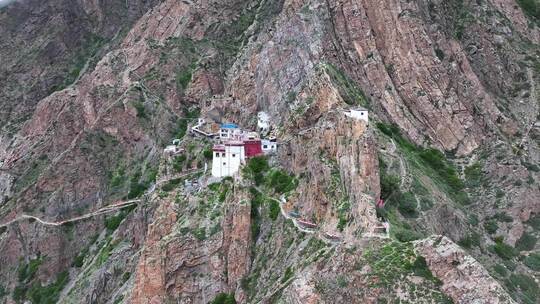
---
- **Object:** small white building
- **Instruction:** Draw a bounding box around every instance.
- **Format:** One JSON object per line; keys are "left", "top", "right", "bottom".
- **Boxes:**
{"left": 211, "top": 141, "right": 245, "bottom": 178}
{"left": 261, "top": 139, "right": 277, "bottom": 155}
{"left": 219, "top": 123, "right": 243, "bottom": 140}
{"left": 164, "top": 145, "right": 183, "bottom": 156}
{"left": 257, "top": 112, "right": 270, "bottom": 133}
{"left": 344, "top": 107, "right": 369, "bottom": 123}
{"left": 245, "top": 132, "right": 260, "bottom": 140}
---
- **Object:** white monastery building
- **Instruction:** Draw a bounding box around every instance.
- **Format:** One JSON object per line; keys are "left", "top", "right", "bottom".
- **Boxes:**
{"left": 219, "top": 123, "right": 243, "bottom": 140}
{"left": 261, "top": 139, "right": 277, "bottom": 155}
{"left": 163, "top": 139, "right": 184, "bottom": 156}
{"left": 211, "top": 121, "right": 278, "bottom": 178}
{"left": 343, "top": 107, "right": 369, "bottom": 123}
{"left": 211, "top": 141, "right": 246, "bottom": 178}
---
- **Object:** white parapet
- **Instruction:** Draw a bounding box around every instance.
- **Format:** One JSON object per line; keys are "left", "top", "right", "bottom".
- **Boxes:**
{"left": 219, "top": 123, "right": 241, "bottom": 140}
{"left": 343, "top": 107, "right": 368, "bottom": 123}
{"left": 211, "top": 141, "right": 245, "bottom": 177}
{"left": 261, "top": 139, "right": 277, "bottom": 155}
{"left": 164, "top": 145, "right": 183, "bottom": 156}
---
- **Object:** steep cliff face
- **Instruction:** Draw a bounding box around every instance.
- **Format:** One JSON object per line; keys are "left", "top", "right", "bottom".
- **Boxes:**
{"left": 0, "top": 0, "right": 538, "bottom": 303}
{"left": 415, "top": 236, "right": 515, "bottom": 304}
{"left": 0, "top": 0, "right": 161, "bottom": 137}
{"left": 130, "top": 181, "right": 252, "bottom": 304}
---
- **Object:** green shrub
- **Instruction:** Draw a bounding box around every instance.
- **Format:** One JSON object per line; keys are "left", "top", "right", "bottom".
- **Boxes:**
{"left": 18, "top": 257, "right": 43, "bottom": 283}
{"left": 162, "top": 178, "right": 182, "bottom": 192}
{"left": 434, "top": 48, "right": 445, "bottom": 60}
{"left": 203, "top": 148, "right": 213, "bottom": 159}
{"left": 243, "top": 156, "right": 269, "bottom": 185}
{"left": 249, "top": 187, "right": 263, "bottom": 242}
{"left": 526, "top": 214, "right": 540, "bottom": 230}
{"left": 172, "top": 155, "right": 187, "bottom": 172}
{"left": 394, "top": 227, "right": 422, "bottom": 242}
{"left": 219, "top": 185, "right": 229, "bottom": 202}
{"left": 109, "top": 167, "right": 125, "bottom": 188}
{"left": 380, "top": 174, "right": 400, "bottom": 200}
{"left": 484, "top": 220, "right": 498, "bottom": 234}
{"left": 13, "top": 285, "right": 26, "bottom": 302}
{"left": 105, "top": 213, "right": 125, "bottom": 231}
{"left": 503, "top": 260, "right": 517, "bottom": 271}
{"left": 515, "top": 232, "right": 537, "bottom": 251}
{"left": 173, "top": 108, "right": 200, "bottom": 139}
{"left": 337, "top": 215, "right": 348, "bottom": 232}
{"left": 468, "top": 214, "right": 479, "bottom": 226}
{"left": 268, "top": 199, "right": 280, "bottom": 221}
{"left": 210, "top": 293, "right": 236, "bottom": 304}
{"left": 493, "top": 264, "right": 508, "bottom": 277}
{"left": 208, "top": 182, "right": 221, "bottom": 192}
{"left": 114, "top": 295, "right": 124, "bottom": 304}
{"left": 524, "top": 253, "right": 540, "bottom": 271}
{"left": 26, "top": 271, "right": 69, "bottom": 304}
{"left": 128, "top": 183, "right": 148, "bottom": 199}
{"left": 419, "top": 148, "right": 464, "bottom": 191}
{"left": 516, "top": 0, "right": 540, "bottom": 20}
{"left": 376, "top": 123, "right": 415, "bottom": 150}
{"left": 458, "top": 233, "right": 480, "bottom": 248}
{"left": 491, "top": 240, "right": 517, "bottom": 260}
{"left": 72, "top": 248, "right": 88, "bottom": 268}
{"left": 176, "top": 69, "right": 192, "bottom": 90}
{"left": 122, "top": 272, "right": 131, "bottom": 283}
{"left": 376, "top": 123, "right": 466, "bottom": 203}
{"left": 397, "top": 192, "right": 417, "bottom": 217}
{"left": 336, "top": 275, "right": 348, "bottom": 288}
{"left": 127, "top": 171, "right": 150, "bottom": 199}
{"left": 493, "top": 212, "right": 513, "bottom": 223}
{"left": 286, "top": 91, "right": 297, "bottom": 103}
{"left": 507, "top": 273, "right": 539, "bottom": 304}
{"left": 192, "top": 227, "right": 206, "bottom": 241}
{"left": 267, "top": 169, "right": 296, "bottom": 194}
{"left": 410, "top": 256, "right": 439, "bottom": 283}
{"left": 133, "top": 102, "right": 147, "bottom": 119}
{"left": 145, "top": 165, "right": 158, "bottom": 184}
{"left": 281, "top": 267, "right": 294, "bottom": 283}
{"left": 464, "top": 162, "right": 483, "bottom": 188}
{"left": 324, "top": 63, "right": 369, "bottom": 106}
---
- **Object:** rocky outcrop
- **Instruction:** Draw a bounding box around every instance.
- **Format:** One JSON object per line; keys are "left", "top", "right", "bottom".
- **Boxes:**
{"left": 130, "top": 182, "right": 252, "bottom": 304}
{"left": 415, "top": 236, "right": 515, "bottom": 304}
{"left": 221, "top": 189, "right": 252, "bottom": 294}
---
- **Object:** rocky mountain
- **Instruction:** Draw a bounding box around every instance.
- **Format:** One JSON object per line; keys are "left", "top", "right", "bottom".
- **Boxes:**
{"left": 0, "top": 0, "right": 538, "bottom": 303}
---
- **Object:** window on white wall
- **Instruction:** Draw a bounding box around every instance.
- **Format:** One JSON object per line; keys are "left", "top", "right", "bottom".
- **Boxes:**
{"left": 222, "top": 153, "right": 225, "bottom": 157}
{"left": 232, "top": 154, "right": 236, "bottom": 157}
{"left": 215, "top": 153, "right": 219, "bottom": 157}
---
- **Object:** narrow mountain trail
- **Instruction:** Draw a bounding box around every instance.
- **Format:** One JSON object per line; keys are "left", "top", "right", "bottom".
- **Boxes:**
{"left": 381, "top": 138, "right": 412, "bottom": 191}
{"left": 276, "top": 194, "right": 388, "bottom": 244}
{"left": 0, "top": 168, "right": 203, "bottom": 229}
{"left": 519, "top": 67, "right": 538, "bottom": 149}
{"left": 277, "top": 195, "right": 317, "bottom": 235}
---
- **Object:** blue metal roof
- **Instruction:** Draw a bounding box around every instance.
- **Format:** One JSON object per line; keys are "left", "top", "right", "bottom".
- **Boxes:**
{"left": 220, "top": 123, "right": 239, "bottom": 129}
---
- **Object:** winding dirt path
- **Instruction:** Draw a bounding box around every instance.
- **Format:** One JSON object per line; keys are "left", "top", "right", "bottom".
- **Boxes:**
{"left": 0, "top": 169, "right": 203, "bottom": 229}
{"left": 276, "top": 193, "right": 389, "bottom": 242}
